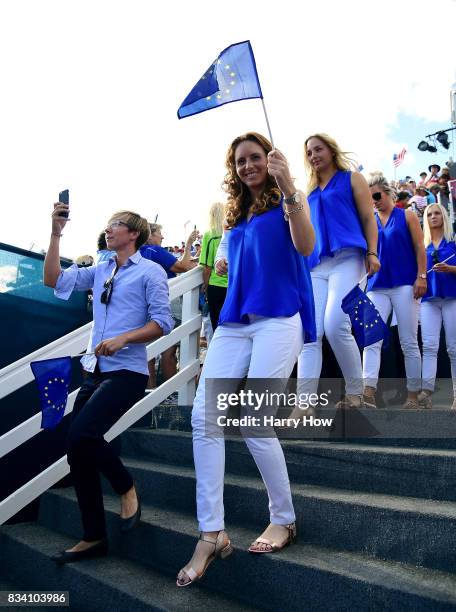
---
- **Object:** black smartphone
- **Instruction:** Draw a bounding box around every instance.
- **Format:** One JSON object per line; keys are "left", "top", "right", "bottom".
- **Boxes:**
{"left": 58, "top": 189, "right": 69, "bottom": 217}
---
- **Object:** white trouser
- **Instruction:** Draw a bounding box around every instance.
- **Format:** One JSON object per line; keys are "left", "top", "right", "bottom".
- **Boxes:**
{"left": 297, "top": 248, "right": 365, "bottom": 396}
{"left": 363, "top": 285, "right": 421, "bottom": 391}
{"left": 191, "top": 313, "right": 303, "bottom": 532}
{"left": 421, "top": 298, "right": 456, "bottom": 395}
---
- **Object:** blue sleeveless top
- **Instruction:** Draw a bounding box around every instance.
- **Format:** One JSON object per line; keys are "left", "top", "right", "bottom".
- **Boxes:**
{"left": 367, "top": 207, "right": 417, "bottom": 291}
{"left": 218, "top": 204, "right": 316, "bottom": 343}
{"left": 307, "top": 170, "right": 367, "bottom": 270}
{"left": 422, "top": 239, "right": 456, "bottom": 301}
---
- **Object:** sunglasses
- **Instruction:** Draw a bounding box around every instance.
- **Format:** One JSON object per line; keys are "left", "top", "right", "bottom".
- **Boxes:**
{"left": 431, "top": 251, "right": 440, "bottom": 265}
{"left": 372, "top": 192, "right": 383, "bottom": 202}
{"left": 100, "top": 265, "right": 118, "bottom": 305}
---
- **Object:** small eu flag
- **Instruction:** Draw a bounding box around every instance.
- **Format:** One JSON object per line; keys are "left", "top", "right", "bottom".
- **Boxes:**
{"left": 177, "top": 40, "right": 263, "bottom": 119}
{"left": 341, "top": 285, "right": 390, "bottom": 350}
{"left": 30, "top": 357, "right": 72, "bottom": 430}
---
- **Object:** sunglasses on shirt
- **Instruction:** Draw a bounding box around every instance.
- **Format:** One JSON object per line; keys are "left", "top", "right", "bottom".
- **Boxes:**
{"left": 372, "top": 192, "right": 383, "bottom": 202}
{"left": 431, "top": 251, "right": 440, "bottom": 265}
{"left": 100, "top": 265, "right": 118, "bottom": 305}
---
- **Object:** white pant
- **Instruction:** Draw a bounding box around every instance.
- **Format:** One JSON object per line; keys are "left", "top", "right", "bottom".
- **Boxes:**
{"left": 297, "top": 249, "right": 365, "bottom": 396}
{"left": 191, "top": 313, "right": 303, "bottom": 532}
{"left": 421, "top": 298, "right": 456, "bottom": 395}
{"left": 363, "top": 285, "right": 421, "bottom": 391}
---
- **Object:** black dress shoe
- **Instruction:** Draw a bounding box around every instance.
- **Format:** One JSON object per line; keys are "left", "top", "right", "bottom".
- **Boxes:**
{"left": 120, "top": 493, "right": 141, "bottom": 532}
{"left": 52, "top": 539, "right": 108, "bottom": 565}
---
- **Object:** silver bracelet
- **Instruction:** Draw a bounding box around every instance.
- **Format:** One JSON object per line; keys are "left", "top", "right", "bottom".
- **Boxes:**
{"left": 284, "top": 203, "right": 304, "bottom": 221}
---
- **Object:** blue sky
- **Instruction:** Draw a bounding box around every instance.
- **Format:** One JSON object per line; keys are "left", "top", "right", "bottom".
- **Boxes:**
{"left": 387, "top": 113, "right": 455, "bottom": 181}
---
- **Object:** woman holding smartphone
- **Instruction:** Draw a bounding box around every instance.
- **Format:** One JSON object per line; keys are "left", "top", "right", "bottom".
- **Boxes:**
{"left": 176, "top": 132, "right": 316, "bottom": 587}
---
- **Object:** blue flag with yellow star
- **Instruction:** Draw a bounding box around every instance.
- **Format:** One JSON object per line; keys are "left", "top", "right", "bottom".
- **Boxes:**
{"left": 177, "top": 40, "right": 263, "bottom": 119}
{"left": 30, "top": 357, "right": 72, "bottom": 430}
{"left": 341, "top": 285, "right": 390, "bottom": 350}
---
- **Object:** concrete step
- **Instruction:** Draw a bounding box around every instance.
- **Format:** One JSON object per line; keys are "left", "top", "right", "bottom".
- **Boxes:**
{"left": 0, "top": 522, "right": 255, "bottom": 612}
{"left": 36, "top": 488, "right": 456, "bottom": 612}
{"left": 106, "top": 455, "right": 456, "bottom": 573}
{"left": 121, "top": 429, "right": 456, "bottom": 501}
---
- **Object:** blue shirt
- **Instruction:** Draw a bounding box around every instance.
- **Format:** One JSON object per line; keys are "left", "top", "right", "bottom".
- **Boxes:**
{"left": 140, "top": 244, "right": 177, "bottom": 278}
{"left": 367, "top": 207, "right": 417, "bottom": 291}
{"left": 219, "top": 204, "right": 316, "bottom": 343}
{"left": 96, "top": 249, "right": 116, "bottom": 263}
{"left": 55, "top": 251, "right": 174, "bottom": 375}
{"left": 423, "top": 239, "right": 456, "bottom": 301}
{"left": 307, "top": 170, "right": 367, "bottom": 270}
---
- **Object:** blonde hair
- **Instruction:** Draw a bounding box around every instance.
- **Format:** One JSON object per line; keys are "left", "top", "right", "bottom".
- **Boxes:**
{"left": 208, "top": 202, "right": 226, "bottom": 235}
{"left": 304, "top": 133, "right": 358, "bottom": 194}
{"left": 422, "top": 203, "right": 454, "bottom": 247}
{"left": 367, "top": 172, "right": 397, "bottom": 200}
{"left": 110, "top": 210, "right": 150, "bottom": 249}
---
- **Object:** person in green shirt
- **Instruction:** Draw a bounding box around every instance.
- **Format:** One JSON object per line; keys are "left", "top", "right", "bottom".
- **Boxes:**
{"left": 199, "top": 202, "right": 228, "bottom": 332}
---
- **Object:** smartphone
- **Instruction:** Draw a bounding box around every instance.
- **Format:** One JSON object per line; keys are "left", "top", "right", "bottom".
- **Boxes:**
{"left": 58, "top": 189, "right": 69, "bottom": 217}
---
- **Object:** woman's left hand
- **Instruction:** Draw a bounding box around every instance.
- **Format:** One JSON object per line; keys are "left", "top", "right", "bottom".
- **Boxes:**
{"left": 267, "top": 149, "right": 294, "bottom": 195}
{"left": 432, "top": 262, "right": 454, "bottom": 273}
{"left": 365, "top": 254, "right": 381, "bottom": 275}
{"left": 413, "top": 278, "right": 427, "bottom": 299}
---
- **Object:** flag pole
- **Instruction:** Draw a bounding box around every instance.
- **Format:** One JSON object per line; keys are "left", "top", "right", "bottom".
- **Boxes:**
{"left": 261, "top": 98, "right": 275, "bottom": 148}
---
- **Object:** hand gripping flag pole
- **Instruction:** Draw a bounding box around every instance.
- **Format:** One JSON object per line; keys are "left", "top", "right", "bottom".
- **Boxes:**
{"left": 177, "top": 40, "right": 274, "bottom": 147}
{"left": 341, "top": 273, "right": 390, "bottom": 351}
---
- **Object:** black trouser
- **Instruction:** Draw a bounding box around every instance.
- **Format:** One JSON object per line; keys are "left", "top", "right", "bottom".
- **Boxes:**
{"left": 206, "top": 284, "right": 227, "bottom": 332}
{"left": 67, "top": 367, "right": 148, "bottom": 541}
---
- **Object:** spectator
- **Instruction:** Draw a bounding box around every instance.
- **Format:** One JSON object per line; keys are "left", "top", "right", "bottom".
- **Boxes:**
{"left": 140, "top": 223, "right": 198, "bottom": 394}
{"left": 96, "top": 231, "right": 115, "bottom": 263}
{"left": 426, "top": 164, "right": 441, "bottom": 187}
{"left": 396, "top": 191, "right": 411, "bottom": 209}
{"left": 192, "top": 240, "right": 202, "bottom": 260}
{"left": 407, "top": 180, "right": 417, "bottom": 194}
{"left": 199, "top": 202, "right": 228, "bottom": 334}
{"left": 75, "top": 255, "right": 94, "bottom": 267}
{"left": 429, "top": 184, "right": 441, "bottom": 204}
{"left": 418, "top": 172, "right": 428, "bottom": 186}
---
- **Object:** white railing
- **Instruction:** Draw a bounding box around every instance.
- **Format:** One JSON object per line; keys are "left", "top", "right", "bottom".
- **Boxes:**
{"left": 0, "top": 266, "right": 203, "bottom": 524}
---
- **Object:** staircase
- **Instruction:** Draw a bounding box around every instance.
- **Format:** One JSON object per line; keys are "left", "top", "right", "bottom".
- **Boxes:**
{"left": 2, "top": 416, "right": 456, "bottom": 611}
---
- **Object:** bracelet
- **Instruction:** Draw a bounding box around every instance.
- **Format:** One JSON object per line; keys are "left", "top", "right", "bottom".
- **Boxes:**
{"left": 366, "top": 251, "right": 378, "bottom": 257}
{"left": 52, "top": 233, "right": 63, "bottom": 237}
{"left": 284, "top": 203, "right": 304, "bottom": 221}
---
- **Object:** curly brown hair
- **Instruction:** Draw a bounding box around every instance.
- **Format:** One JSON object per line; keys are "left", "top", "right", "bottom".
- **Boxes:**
{"left": 223, "top": 132, "right": 281, "bottom": 228}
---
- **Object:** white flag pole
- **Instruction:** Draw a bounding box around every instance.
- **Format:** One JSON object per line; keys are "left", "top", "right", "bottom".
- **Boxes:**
{"left": 261, "top": 98, "right": 274, "bottom": 148}
{"left": 426, "top": 253, "right": 456, "bottom": 274}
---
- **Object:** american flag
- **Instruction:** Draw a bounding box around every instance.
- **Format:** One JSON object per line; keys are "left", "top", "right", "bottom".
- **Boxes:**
{"left": 393, "top": 147, "right": 407, "bottom": 168}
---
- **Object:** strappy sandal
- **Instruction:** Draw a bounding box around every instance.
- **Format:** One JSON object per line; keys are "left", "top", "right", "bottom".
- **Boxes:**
{"left": 417, "top": 391, "right": 433, "bottom": 410}
{"left": 176, "top": 531, "right": 233, "bottom": 588}
{"left": 248, "top": 523, "right": 296, "bottom": 554}
{"left": 362, "top": 394, "right": 377, "bottom": 409}
{"left": 402, "top": 398, "right": 420, "bottom": 409}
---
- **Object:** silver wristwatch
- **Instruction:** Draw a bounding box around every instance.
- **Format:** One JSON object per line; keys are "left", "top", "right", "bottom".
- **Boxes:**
{"left": 419, "top": 273, "right": 427, "bottom": 280}
{"left": 284, "top": 192, "right": 301, "bottom": 205}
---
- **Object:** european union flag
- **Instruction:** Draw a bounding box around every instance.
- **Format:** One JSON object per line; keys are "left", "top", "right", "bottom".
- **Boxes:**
{"left": 177, "top": 40, "right": 263, "bottom": 119}
{"left": 341, "top": 285, "right": 390, "bottom": 350}
{"left": 30, "top": 357, "right": 72, "bottom": 430}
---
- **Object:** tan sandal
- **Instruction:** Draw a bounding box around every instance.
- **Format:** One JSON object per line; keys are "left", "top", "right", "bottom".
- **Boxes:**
{"left": 176, "top": 531, "right": 233, "bottom": 587}
{"left": 248, "top": 523, "right": 296, "bottom": 554}
{"left": 402, "top": 398, "right": 420, "bottom": 409}
{"left": 417, "top": 391, "right": 433, "bottom": 410}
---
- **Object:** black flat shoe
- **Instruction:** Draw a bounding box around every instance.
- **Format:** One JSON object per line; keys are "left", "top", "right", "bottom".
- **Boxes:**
{"left": 52, "top": 539, "right": 108, "bottom": 565}
{"left": 120, "top": 493, "right": 141, "bottom": 532}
